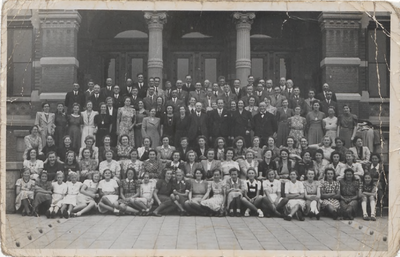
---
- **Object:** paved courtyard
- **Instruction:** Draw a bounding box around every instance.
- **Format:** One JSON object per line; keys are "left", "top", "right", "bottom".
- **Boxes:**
{"left": 3, "top": 214, "right": 388, "bottom": 252}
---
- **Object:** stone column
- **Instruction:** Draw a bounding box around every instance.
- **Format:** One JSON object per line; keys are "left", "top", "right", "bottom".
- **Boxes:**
{"left": 233, "top": 12, "right": 255, "bottom": 88}
{"left": 38, "top": 10, "right": 81, "bottom": 101}
{"left": 144, "top": 12, "right": 167, "bottom": 86}
{"left": 318, "top": 12, "right": 362, "bottom": 115}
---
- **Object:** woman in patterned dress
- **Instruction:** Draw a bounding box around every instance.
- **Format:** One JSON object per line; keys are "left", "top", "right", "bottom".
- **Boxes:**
{"left": 276, "top": 99, "right": 294, "bottom": 147}
{"left": 23, "top": 148, "right": 44, "bottom": 181}
{"left": 78, "top": 148, "right": 98, "bottom": 181}
{"left": 338, "top": 105, "right": 358, "bottom": 148}
{"left": 134, "top": 100, "right": 148, "bottom": 148}
{"left": 117, "top": 97, "right": 136, "bottom": 147}
{"left": 67, "top": 103, "right": 82, "bottom": 150}
{"left": 117, "top": 135, "right": 134, "bottom": 177}
{"left": 288, "top": 106, "right": 307, "bottom": 144}
{"left": 339, "top": 168, "right": 360, "bottom": 220}
{"left": 306, "top": 101, "right": 325, "bottom": 145}
{"left": 303, "top": 170, "right": 321, "bottom": 219}
{"left": 80, "top": 101, "right": 98, "bottom": 147}
{"left": 143, "top": 149, "right": 163, "bottom": 180}
{"left": 15, "top": 169, "right": 36, "bottom": 216}
{"left": 200, "top": 169, "right": 226, "bottom": 216}
{"left": 320, "top": 168, "right": 341, "bottom": 220}
{"left": 114, "top": 167, "right": 140, "bottom": 215}
{"left": 322, "top": 106, "right": 338, "bottom": 147}
{"left": 124, "top": 148, "right": 144, "bottom": 180}
{"left": 23, "top": 125, "right": 44, "bottom": 160}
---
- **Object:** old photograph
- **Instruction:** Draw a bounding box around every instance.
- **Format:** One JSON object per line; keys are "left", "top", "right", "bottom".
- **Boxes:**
{"left": 2, "top": 1, "right": 398, "bottom": 255}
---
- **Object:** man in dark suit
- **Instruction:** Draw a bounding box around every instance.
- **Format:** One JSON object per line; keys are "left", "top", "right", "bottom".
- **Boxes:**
{"left": 106, "top": 97, "right": 118, "bottom": 147}
{"left": 212, "top": 83, "right": 223, "bottom": 97}
{"left": 252, "top": 101, "right": 277, "bottom": 147}
{"left": 112, "top": 85, "right": 124, "bottom": 109}
{"left": 202, "top": 87, "right": 217, "bottom": 112}
{"left": 264, "top": 79, "right": 275, "bottom": 99}
{"left": 208, "top": 99, "right": 231, "bottom": 145}
{"left": 254, "top": 83, "right": 268, "bottom": 105}
{"left": 120, "top": 78, "right": 134, "bottom": 99}
{"left": 84, "top": 80, "right": 95, "bottom": 105}
{"left": 279, "top": 77, "right": 287, "bottom": 92}
{"left": 134, "top": 73, "right": 148, "bottom": 99}
{"left": 220, "top": 84, "right": 238, "bottom": 110}
{"left": 231, "top": 79, "right": 243, "bottom": 99}
{"left": 175, "top": 80, "right": 188, "bottom": 103}
{"left": 289, "top": 87, "right": 308, "bottom": 117}
{"left": 183, "top": 75, "right": 195, "bottom": 92}
{"left": 65, "top": 82, "right": 85, "bottom": 114}
{"left": 163, "top": 81, "right": 174, "bottom": 100}
{"left": 320, "top": 91, "right": 338, "bottom": 116}
{"left": 282, "top": 79, "right": 295, "bottom": 99}
{"left": 240, "top": 85, "right": 257, "bottom": 106}
{"left": 143, "top": 85, "right": 157, "bottom": 111}
{"left": 166, "top": 90, "right": 185, "bottom": 113}
{"left": 189, "top": 82, "right": 206, "bottom": 103}
{"left": 130, "top": 87, "right": 142, "bottom": 110}
{"left": 101, "top": 77, "right": 114, "bottom": 98}
{"left": 89, "top": 84, "right": 106, "bottom": 112}
{"left": 247, "top": 75, "right": 255, "bottom": 88}
{"left": 316, "top": 83, "right": 337, "bottom": 102}
{"left": 187, "top": 102, "right": 208, "bottom": 147}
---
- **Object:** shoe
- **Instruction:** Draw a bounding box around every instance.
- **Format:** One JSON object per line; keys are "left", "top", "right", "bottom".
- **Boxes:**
{"left": 363, "top": 215, "right": 370, "bottom": 221}
{"left": 273, "top": 210, "right": 282, "bottom": 218}
{"left": 371, "top": 216, "right": 376, "bottom": 221}
{"left": 58, "top": 210, "right": 63, "bottom": 219}
{"left": 284, "top": 215, "right": 292, "bottom": 221}
{"left": 27, "top": 212, "right": 33, "bottom": 217}
{"left": 229, "top": 211, "right": 234, "bottom": 217}
{"left": 337, "top": 216, "right": 343, "bottom": 220}
{"left": 51, "top": 211, "right": 56, "bottom": 219}
{"left": 348, "top": 215, "right": 354, "bottom": 220}
{"left": 152, "top": 212, "right": 162, "bottom": 217}
{"left": 257, "top": 209, "right": 264, "bottom": 218}
{"left": 236, "top": 213, "right": 242, "bottom": 217}
{"left": 316, "top": 213, "right": 320, "bottom": 220}
{"left": 309, "top": 212, "right": 314, "bottom": 219}
{"left": 46, "top": 210, "right": 51, "bottom": 219}
{"left": 63, "top": 210, "right": 69, "bottom": 219}
{"left": 21, "top": 212, "right": 26, "bottom": 217}
{"left": 244, "top": 211, "right": 250, "bottom": 217}
{"left": 297, "top": 210, "right": 305, "bottom": 221}
{"left": 332, "top": 211, "right": 338, "bottom": 220}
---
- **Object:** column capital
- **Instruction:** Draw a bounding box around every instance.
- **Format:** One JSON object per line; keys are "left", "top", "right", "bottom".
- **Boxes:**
{"left": 39, "top": 10, "right": 81, "bottom": 30}
{"left": 318, "top": 12, "right": 362, "bottom": 30}
{"left": 144, "top": 12, "right": 167, "bottom": 29}
{"left": 233, "top": 12, "right": 255, "bottom": 29}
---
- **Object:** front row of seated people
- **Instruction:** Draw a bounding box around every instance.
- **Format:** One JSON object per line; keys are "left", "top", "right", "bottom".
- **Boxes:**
{"left": 16, "top": 160, "right": 380, "bottom": 222}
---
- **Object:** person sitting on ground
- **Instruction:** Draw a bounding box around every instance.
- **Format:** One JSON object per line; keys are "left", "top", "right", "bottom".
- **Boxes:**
{"left": 200, "top": 169, "right": 226, "bottom": 217}
{"left": 283, "top": 170, "right": 306, "bottom": 221}
{"left": 261, "top": 169, "right": 286, "bottom": 217}
{"left": 47, "top": 171, "right": 67, "bottom": 218}
{"left": 15, "top": 169, "right": 36, "bottom": 216}
{"left": 72, "top": 171, "right": 100, "bottom": 217}
{"left": 132, "top": 172, "right": 155, "bottom": 215}
{"left": 170, "top": 169, "right": 191, "bottom": 216}
{"left": 303, "top": 170, "right": 321, "bottom": 219}
{"left": 360, "top": 172, "right": 377, "bottom": 221}
{"left": 152, "top": 169, "right": 176, "bottom": 217}
{"left": 243, "top": 168, "right": 264, "bottom": 218}
{"left": 60, "top": 171, "right": 82, "bottom": 219}
{"left": 184, "top": 168, "right": 209, "bottom": 216}
{"left": 339, "top": 168, "right": 360, "bottom": 220}
{"left": 320, "top": 168, "right": 341, "bottom": 220}
{"left": 32, "top": 171, "right": 53, "bottom": 217}
{"left": 97, "top": 169, "right": 120, "bottom": 215}
{"left": 114, "top": 167, "right": 140, "bottom": 215}
{"left": 225, "top": 168, "right": 246, "bottom": 217}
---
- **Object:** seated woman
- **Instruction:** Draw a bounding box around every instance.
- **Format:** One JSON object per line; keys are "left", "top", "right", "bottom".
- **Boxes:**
{"left": 264, "top": 137, "right": 281, "bottom": 159}
{"left": 23, "top": 125, "right": 44, "bottom": 161}
{"left": 368, "top": 153, "right": 387, "bottom": 206}
{"left": 298, "top": 137, "right": 316, "bottom": 161}
{"left": 257, "top": 149, "right": 277, "bottom": 180}
{"left": 320, "top": 168, "right": 341, "bottom": 220}
{"left": 42, "top": 135, "right": 58, "bottom": 160}
{"left": 194, "top": 135, "right": 208, "bottom": 161}
{"left": 47, "top": 171, "right": 67, "bottom": 218}
{"left": 79, "top": 148, "right": 98, "bottom": 181}
{"left": 125, "top": 149, "right": 144, "bottom": 180}
{"left": 156, "top": 136, "right": 176, "bottom": 165}
{"left": 200, "top": 169, "right": 226, "bottom": 217}
{"left": 295, "top": 150, "right": 314, "bottom": 181}
{"left": 309, "top": 136, "right": 335, "bottom": 161}
{"left": 114, "top": 168, "right": 140, "bottom": 215}
{"left": 32, "top": 172, "right": 53, "bottom": 217}
{"left": 183, "top": 150, "right": 203, "bottom": 179}
{"left": 276, "top": 149, "right": 296, "bottom": 195}
{"left": 15, "top": 169, "right": 36, "bottom": 216}
{"left": 214, "top": 137, "right": 227, "bottom": 161}
{"left": 152, "top": 169, "right": 176, "bottom": 217}
{"left": 170, "top": 169, "right": 191, "bottom": 216}
{"left": 177, "top": 137, "right": 192, "bottom": 162}
{"left": 117, "top": 135, "right": 135, "bottom": 174}
{"left": 43, "top": 151, "right": 64, "bottom": 181}
{"left": 303, "top": 170, "right": 321, "bottom": 219}
{"left": 349, "top": 136, "right": 371, "bottom": 168}
{"left": 165, "top": 150, "right": 186, "bottom": 176}
{"left": 72, "top": 172, "right": 100, "bottom": 217}
{"left": 360, "top": 172, "right": 377, "bottom": 221}
{"left": 57, "top": 135, "right": 78, "bottom": 163}
{"left": 232, "top": 136, "right": 246, "bottom": 161}
{"left": 78, "top": 135, "right": 99, "bottom": 163}
{"left": 238, "top": 150, "right": 259, "bottom": 180}
{"left": 326, "top": 151, "right": 346, "bottom": 181}
{"left": 339, "top": 168, "right": 361, "bottom": 220}
{"left": 98, "top": 135, "right": 117, "bottom": 163}
{"left": 243, "top": 168, "right": 264, "bottom": 218}
{"left": 200, "top": 149, "right": 221, "bottom": 180}
{"left": 132, "top": 172, "right": 155, "bottom": 215}
{"left": 60, "top": 171, "right": 83, "bottom": 219}
{"left": 341, "top": 151, "right": 364, "bottom": 180}
{"left": 221, "top": 148, "right": 240, "bottom": 181}
{"left": 283, "top": 171, "right": 306, "bottom": 221}
{"left": 63, "top": 150, "right": 80, "bottom": 181}
{"left": 280, "top": 136, "right": 301, "bottom": 161}
{"left": 261, "top": 170, "right": 286, "bottom": 217}
{"left": 331, "top": 137, "right": 348, "bottom": 163}
{"left": 249, "top": 136, "right": 264, "bottom": 162}
{"left": 184, "top": 168, "right": 209, "bottom": 216}
{"left": 23, "top": 148, "right": 44, "bottom": 181}
{"left": 97, "top": 169, "right": 120, "bottom": 215}
{"left": 143, "top": 149, "right": 163, "bottom": 180}
{"left": 138, "top": 137, "right": 153, "bottom": 161}
{"left": 225, "top": 168, "right": 246, "bottom": 217}
{"left": 99, "top": 149, "right": 121, "bottom": 182}
{"left": 313, "top": 149, "right": 329, "bottom": 180}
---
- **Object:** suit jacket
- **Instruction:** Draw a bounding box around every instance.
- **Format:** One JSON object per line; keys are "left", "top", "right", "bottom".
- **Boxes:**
{"left": 163, "top": 88, "right": 173, "bottom": 100}
{"left": 201, "top": 159, "right": 222, "bottom": 178}
{"left": 252, "top": 112, "right": 277, "bottom": 139}
{"left": 208, "top": 109, "right": 231, "bottom": 138}
{"left": 201, "top": 96, "right": 217, "bottom": 111}
{"left": 316, "top": 91, "right": 337, "bottom": 102}
{"left": 189, "top": 90, "right": 206, "bottom": 103}
{"left": 349, "top": 146, "right": 371, "bottom": 163}
{"left": 304, "top": 98, "right": 317, "bottom": 114}
{"left": 120, "top": 85, "right": 134, "bottom": 99}
{"left": 264, "top": 88, "right": 274, "bottom": 99}
{"left": 176, "top": 146, "right": 192, "bottom": 162}
{"left": 244, "top": 106, "right": 259, "bottom": 117}
{"left": 183, "top": 162, "right": 203, "bottom": 177}
{"left": 289, "top": 96, "right": 308, "bottom": 116}
{"left": 254, "top": 90, "right": 268, "bottom": 104}
{"left": 241, "top": 94, "right": 258, "bottom": 107}
{"left": 188, "top": 112, "right": 208, "bottom": 141}
{"left": 112, "top": 94, "right": 124, "bottom": 109}
{"left": 134, "top": 82, "right": 148, "bottom": 99}
{"left": 183, "top": 83, "right": 195, "bottom": 92}
{"left": 270, "top": 94, "right": 287, "bottom": 108}
{"left": 88, "top": 93, "right": 106, "bottom": 112}
{"left": 230, "top": 109, "right": 252, "bottom": 138}
{"left": 281, "top": 88, "right": 295, "bottom": 99}
{"left": 219, "top": 92, "right": 237, "bottom": 110}
{"left": 84, "top": 90, "right": 94, "bottom": 105}
{"left": 106, "top": 106, "right": 118, "bottom": 135}
{"left": 130, "top": 95, "right": 142, "bottom": 110}
{"left": 231, "top": 86, "right": 244, "bottom": 99}
{"left": 35, "top": 112, "right": 55, "bottom": 141}
{"left": 166, "top": 98, "right": 185, "bottom": 113}
{"left": 320, "top": 100, "right": 338, "bottom": 116}
{"left": 101, "top": 86, "right": 114, "bottom": 98}
{"left": 176, "top": 89, "right": 188, "bottom": 103}
{"left": 65, "top": 91, "right": 85, "bottom": 113}
{"left": 194, "top": 147, "right": 208, "bottom": 160}
{"left": 143, "top": 95, "right": 157, "bottom": 111}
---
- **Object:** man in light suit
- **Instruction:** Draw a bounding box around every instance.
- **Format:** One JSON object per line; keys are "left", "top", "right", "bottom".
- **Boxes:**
{"left": 270, "top": 86, "right": 287, "bottom": 108}
{"left": 153, "top": 77, "right": 164, "bottom": 98}
{"left": 175, "top": 80, "right": 188, "bottom": 103}
{"left": 202, "top": 87, "right": 217, "bottom": 112}
{"left": 264, "top": 79, "right": 275, "bottom": 99}
{"left": 35, "top": 102, "right": 55, "bottom": 145}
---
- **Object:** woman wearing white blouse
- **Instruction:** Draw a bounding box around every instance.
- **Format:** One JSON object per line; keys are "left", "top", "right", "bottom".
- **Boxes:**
{"left": 99, "top": 150, "right": 121, "bottom": 182}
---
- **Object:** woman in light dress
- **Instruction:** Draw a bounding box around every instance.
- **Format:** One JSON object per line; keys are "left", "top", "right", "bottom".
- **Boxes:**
{"left": 283, "top": 170, "right": 306, "bottom": 221}
{"left": 117, "top": 97, "right": 136, "bottom": 147}
{"left": 142, "top": 108, "right": 161, "bottom": 148}
{"left": 80, "top": 101, "right": 98, "bottom": 147}
{"left": 220, "top": 148, "right": 240, "bottom": 180}
{"left": 322, "top": 106, "right": 338, "bottom": 147}
{"left": 200, "top": 169, "right": 226, "bottom": 217}
{"left": 15, "top": 169, "right": 36, "bottom": 216}
{"left": 72, "top": 172, "right": 100, "bottom": 217}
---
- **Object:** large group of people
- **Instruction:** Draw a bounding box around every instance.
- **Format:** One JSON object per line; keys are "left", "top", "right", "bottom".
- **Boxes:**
{"left": 16, "top": 74, "right": 387, "bottom": 222}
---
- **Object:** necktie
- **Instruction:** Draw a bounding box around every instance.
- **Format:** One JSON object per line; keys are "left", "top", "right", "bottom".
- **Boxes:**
{"left": 197, "top": 113, "right": 200, "bottom": 117}
{"left": 173, "top": 98, "right": 176, "bottom": 104}
{"left": 139, "top": 83, "right": 142, "bottom": 89}
{"left": 191, "top": 109, "right": 195, "bottom": 114}
{"left": 74, "top": 91, "right": 77, "bottom": 96}
{"left": 275, "top": 95, "right": 278, "bottom": 100}
{"left": 214, "top": 91, "right": 218, "bottom": 97}
{"left": 128, "top": 87, "right": 131, "bottom": 93}
{"left": 219, "top": 110, "right": 222, "bottom": 116}
{"left": 95, "top": 94, "right": 98, "bottom": 99}
{"left": 115, "top": 94, "right": 118, "bottom": 98}
{"left": 178, "top": 89, "right": 181, "bottom": 94}
{"left": 45, "top": 114, "right": 49, "bottom": 122}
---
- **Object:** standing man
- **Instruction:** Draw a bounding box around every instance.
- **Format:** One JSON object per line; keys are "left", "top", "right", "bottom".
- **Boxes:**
{"left": 188, "top": 102, "right": 208, "bottom": 147}
{"left": 252, "top": 102, "right": 277, "bottom": 147}
{"left": 289, "top": 87, "right": 307, "bottom": 116}
{"left": 189, "top": 82, "right": 206, "bottom": 103}
{"left": 175, "top": 80, "right": 188, "bottom": 103}
{"left": 316, "top": 83, "right": 337, "bottom": 102}
{"left": 320, "top": 91, "right": 338, "bottom": 116}
{"left": 241, "top": 85, "right": 256, "bottom": 106}
{"left": 265, "top": 79, "right": 274, "bottom": 98}
{"left": 270, "top": 86, "right": 287, "bottom": 108}
{"left": 143, "top": 85, "right": 157, "bottom": 111}
{"left": 183, "top": 75, "right": 195, "bottom": 92}
{"left": 217, "top": 76, "right": 226, "bottom": 92}
{"left": 231, "top": 79, "right": 243, "bottom": 99}
{"left": 121, "top": 78, "right": 134, "bottom": 99}
{"left": 220, "top": 84, "right": 238, "bottom": 110}
{"left": 163, "top": 81, "right": 173, "bottom": 100}
{"left": 106, "top": 97, "right": 118, "bottom": 147}
{"left": 130, "top": 87, "right": 141, "bottom": 110}
{"left": 84, "top": 80, "right": 95, "bottom": 105}
{"left": 247, "top": 75, "right": 255, "bottom": 88}
{"left": 89, "top": 84, "right": 105, "bottom": 112}
{"left": 101, "top": 77, "right": 114, "bottom": 98}
{"left": 282, "top": 79, "right": 295, "bottom": 99}
{"left": 153, "top": 77, "right": 164, "bottom": 98}
{"left": 65, "top": 82, "right": 85, "bottom": 114}
{"left": 202, "top": 87, "right": 217, "bottom": 112}
{"left": 112, "top": 85, "right": 124, "bottom": 108}
{"left": 279, "top": 77, "right": 287, "bottom": 92}
{"left": 208, "top": 98, "right": 231, "bottom": 145}
{"left": 254, "top": 83, "right": 267, "bottom": 104}
{"left": 135, "top": 73, "right": 148, "bottom": 99}
{"left": 166, "top": 89, "right": 184, "bottom": 113}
